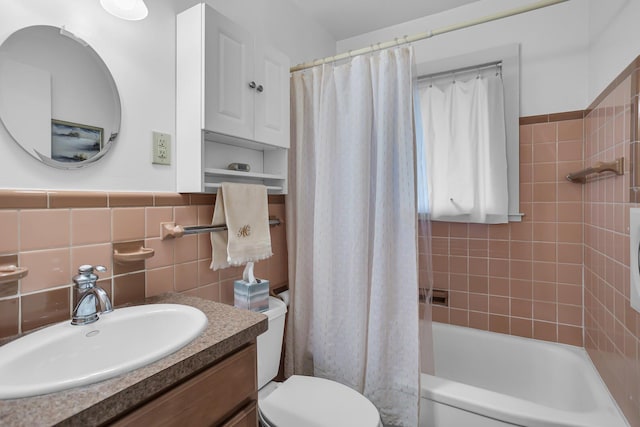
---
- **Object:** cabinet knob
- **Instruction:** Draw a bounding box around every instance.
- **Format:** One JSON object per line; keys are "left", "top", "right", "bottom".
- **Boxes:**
{"left": 256, "top": 84, "right": 264, "bottom": 93}
{"left": 248, "top": 81, "right": 256, "bottom": 89}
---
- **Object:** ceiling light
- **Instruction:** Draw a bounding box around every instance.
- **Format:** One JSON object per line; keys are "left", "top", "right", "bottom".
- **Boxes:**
{"left": 100, "top": 0, "right": 148, "bottom": 21}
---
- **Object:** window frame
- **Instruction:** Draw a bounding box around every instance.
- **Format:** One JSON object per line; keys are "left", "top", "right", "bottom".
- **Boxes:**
{"left": 415, "top": 43, "right": 522, "bottom": 222}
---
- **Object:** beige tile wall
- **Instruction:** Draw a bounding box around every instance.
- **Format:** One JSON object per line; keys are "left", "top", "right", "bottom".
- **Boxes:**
{"left": 584, "top": 64, "right": 640, "bottom": 426}
{"left": 0, "top": 192, "right": 287, "bottom": 339}
{"left": 424, "top": 114, "right": 585, "bottom": 346}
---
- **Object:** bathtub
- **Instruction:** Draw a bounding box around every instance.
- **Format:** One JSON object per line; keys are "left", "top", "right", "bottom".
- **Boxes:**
{"left": 420, "top": 322, "right": 629, "bottom": 427}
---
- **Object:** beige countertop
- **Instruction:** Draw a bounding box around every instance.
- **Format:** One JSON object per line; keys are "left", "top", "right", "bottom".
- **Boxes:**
{"left": 0, "top": 293, "right": 268, "bottom": 427}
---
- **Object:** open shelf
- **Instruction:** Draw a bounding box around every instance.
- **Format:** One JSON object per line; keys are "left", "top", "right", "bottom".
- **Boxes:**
{"left": 203, "top": 168, "right": 285, "bottom": 181}
{"left": 203, "top": 183, "right": 284, "bottom": 193}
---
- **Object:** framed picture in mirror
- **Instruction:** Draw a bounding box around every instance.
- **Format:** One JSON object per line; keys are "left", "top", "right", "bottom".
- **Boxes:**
{"left": 51, "top": 119, "right": 103, "bottom": 163}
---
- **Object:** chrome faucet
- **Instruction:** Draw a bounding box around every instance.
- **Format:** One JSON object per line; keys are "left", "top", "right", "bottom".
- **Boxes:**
{"left": 71, "top": 265, "right": 113, "bottom": 325}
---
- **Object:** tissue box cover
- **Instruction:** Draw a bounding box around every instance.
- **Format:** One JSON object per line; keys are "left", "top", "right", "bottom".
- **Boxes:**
{"left": 234, "top": 278, "right": 269, "bottom": 312}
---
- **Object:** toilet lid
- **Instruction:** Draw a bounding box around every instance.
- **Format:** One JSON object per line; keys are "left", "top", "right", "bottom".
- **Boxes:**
{"left": 259, "top": 375, "right": 380, "bottom": 427}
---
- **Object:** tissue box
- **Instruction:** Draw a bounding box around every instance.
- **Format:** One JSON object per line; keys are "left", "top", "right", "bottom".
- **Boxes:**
{"left": 234, "top": 278, "right": 269, "bottom": 312}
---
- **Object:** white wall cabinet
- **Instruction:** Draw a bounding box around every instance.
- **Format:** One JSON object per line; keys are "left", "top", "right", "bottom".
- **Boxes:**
{"left": 177, "top": 3, "right": 289, "bottom": 193}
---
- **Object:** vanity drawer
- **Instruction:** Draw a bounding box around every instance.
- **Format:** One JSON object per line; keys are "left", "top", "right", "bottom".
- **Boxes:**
{"left": 221, "top": 401, "right": 257, "bottom": 427}
{"left": 112, "top": 343, "right": 257, "bottom": 426}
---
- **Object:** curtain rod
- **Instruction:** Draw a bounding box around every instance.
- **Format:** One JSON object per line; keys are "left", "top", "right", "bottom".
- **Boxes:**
{"left": 290, "top": 0, "right": 569, "bottom": 73}
{"left": 418, "top": 61, "right": 501, "bottom": 81}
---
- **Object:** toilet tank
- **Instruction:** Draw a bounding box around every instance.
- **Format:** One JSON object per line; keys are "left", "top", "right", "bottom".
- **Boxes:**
{"left": 257, "top": 296, "right": 287, "bottom": 389}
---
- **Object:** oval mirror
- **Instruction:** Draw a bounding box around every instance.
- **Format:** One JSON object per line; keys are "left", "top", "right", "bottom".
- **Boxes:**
{"left": 0, "top": 25, "right": 121, "bottom": 169}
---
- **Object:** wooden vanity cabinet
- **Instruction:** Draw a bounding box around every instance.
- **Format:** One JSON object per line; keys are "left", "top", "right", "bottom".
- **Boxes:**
{"left": 111, "top": 343, "right": 258, "bottom": 427}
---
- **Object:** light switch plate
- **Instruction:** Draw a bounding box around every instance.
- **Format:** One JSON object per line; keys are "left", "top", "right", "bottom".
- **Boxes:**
{"left": 152, "top": 132, "right": 171, "bottom": 165}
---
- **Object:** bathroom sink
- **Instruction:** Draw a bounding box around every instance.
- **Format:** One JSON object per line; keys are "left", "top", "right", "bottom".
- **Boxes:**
{"left": 0, "top": 304, "right": 208, "bottom": 399}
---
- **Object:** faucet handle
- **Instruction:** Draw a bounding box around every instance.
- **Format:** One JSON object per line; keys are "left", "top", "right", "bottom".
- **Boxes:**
{"left": 74, "top": 265, "right": 107, "bottom": 288}
{"left": 78, "top": 264, "right": 106, "bottom": 274}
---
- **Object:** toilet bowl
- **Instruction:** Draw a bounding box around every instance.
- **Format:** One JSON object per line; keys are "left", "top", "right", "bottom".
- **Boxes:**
{"left": 257, "top": 297, "right": 381, "bottom": 427}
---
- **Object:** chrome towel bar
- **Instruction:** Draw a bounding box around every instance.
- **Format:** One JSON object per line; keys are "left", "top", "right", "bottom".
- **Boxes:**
{"left": 161, "top": 218, "right": 281, "bottom": 240}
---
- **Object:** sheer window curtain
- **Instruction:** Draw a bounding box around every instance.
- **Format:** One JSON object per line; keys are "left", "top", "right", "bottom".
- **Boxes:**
{"left": 286, "top": 47, "right": 422, "bottom": 426}
{"left": 416, "top": 68, "right": 509, "bottom": 224}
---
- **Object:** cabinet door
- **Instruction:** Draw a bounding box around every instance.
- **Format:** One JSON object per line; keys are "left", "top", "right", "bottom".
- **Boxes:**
{"left": 253, "top": 42, "right": 290, "bottom": 148}
{"left": 111, "top": 344, "right": 257, "bottom": 427}
{"left": 204, "top": 6, "right": 254, "bottom": 140}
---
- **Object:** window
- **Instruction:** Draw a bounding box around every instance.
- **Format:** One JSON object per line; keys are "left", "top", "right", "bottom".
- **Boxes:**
{"left": 414, "top": 44, "right": 521, "bottom": 223}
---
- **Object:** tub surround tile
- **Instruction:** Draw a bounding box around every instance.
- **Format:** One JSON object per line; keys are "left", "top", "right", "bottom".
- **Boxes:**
{"left": 519, "top": 110, "right": 585, "bottom": 125}
{"left": 489, "top": 314, "right": 510, "bottom": 334}
{"left": 533, "top": 320, "right": 557, "bottom": 342}
{"left": 432, "top": 305, "right": 448, "bottom": 323}
{"left": 0, "top": 294, "right": 267, "bottom": 427}
{"left": 449, "top": 308, "right": 469, "bottom": 327}
{"left": 510, "top": 317, "right": 533, "bottom": 338}
{"left": 449, "top": 291, "right": 468, "bottom": 310}
{"left": 511, "top": 298, "right": 533, "bottom": 318}
{"left": 468, "top": 311, "right": 489, "bottom": 330}
{"left": 421, "top": 111, "right": 588, "bottom": 343}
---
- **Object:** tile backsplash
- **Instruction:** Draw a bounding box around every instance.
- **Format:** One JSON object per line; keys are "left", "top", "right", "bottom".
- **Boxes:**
{"left": 0, "top": 192, "right": 287, "bottom": 339}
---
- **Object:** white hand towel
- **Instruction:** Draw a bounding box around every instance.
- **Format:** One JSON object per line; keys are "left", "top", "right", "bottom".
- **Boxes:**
{"left": 210, "top": 183, "right": 273, "bottom": 270}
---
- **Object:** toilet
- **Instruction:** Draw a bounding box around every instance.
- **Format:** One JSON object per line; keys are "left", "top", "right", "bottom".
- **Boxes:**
{"left": 257, "top": 296, "right": 381, "bottom": 427}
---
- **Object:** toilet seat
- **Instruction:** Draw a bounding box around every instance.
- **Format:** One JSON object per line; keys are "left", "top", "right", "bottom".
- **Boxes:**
{"left": 258, "top": 375, "right": 381, "bottom": 427}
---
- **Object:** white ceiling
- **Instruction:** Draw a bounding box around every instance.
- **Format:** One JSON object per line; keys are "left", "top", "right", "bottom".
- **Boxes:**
{"left": 290, "top": 0, "right": 481, "bottom": 40}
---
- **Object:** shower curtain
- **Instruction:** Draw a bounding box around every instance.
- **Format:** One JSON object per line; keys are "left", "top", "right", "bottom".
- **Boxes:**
{"left": 285, "top": 46, "right": 426, "bottom": 426}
